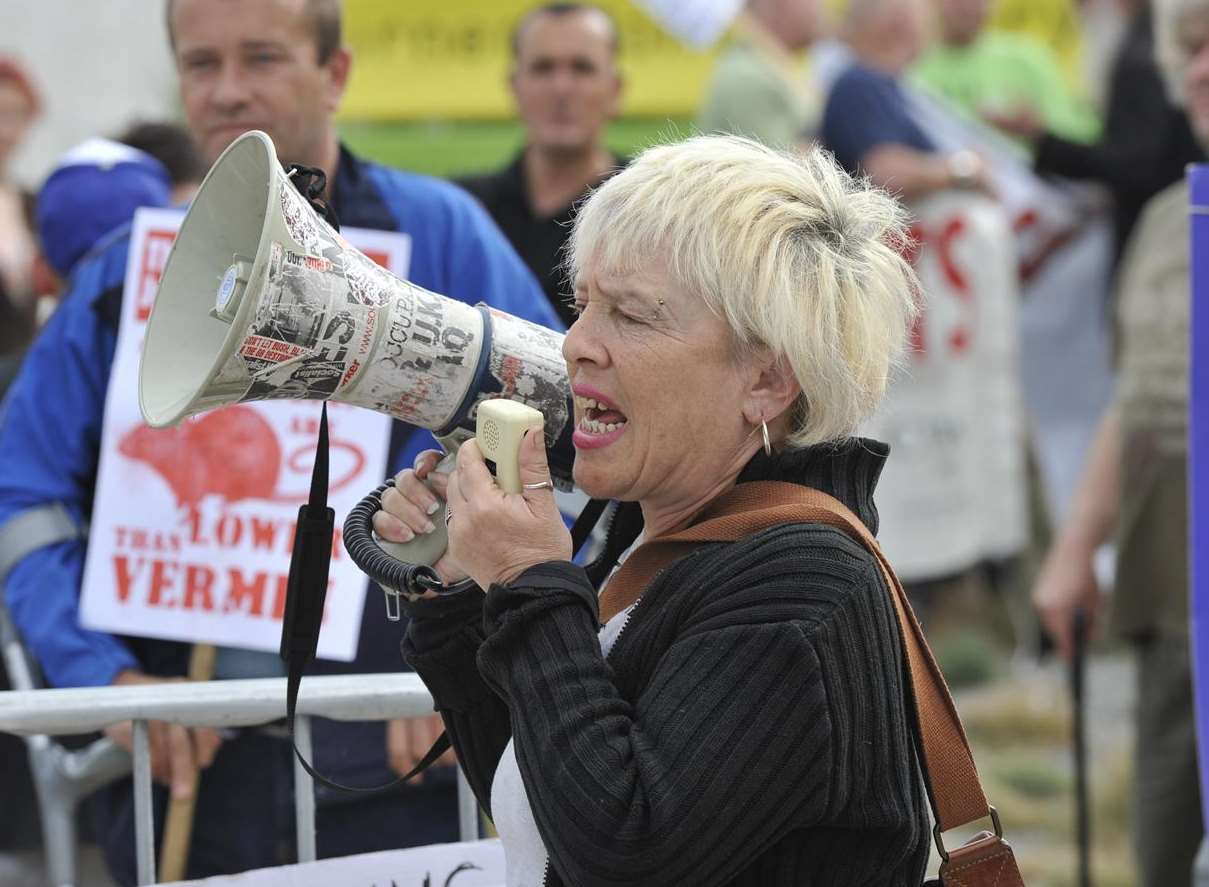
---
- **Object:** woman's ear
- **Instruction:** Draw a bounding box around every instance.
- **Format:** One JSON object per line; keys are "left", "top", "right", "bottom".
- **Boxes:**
{"left": 741, "top": 353, "right": 802, "bottom": 427}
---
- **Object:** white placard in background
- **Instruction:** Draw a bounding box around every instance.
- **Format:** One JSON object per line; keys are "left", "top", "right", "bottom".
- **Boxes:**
{"left": 863, "top": 192, "right": 1029, "bottom": 581}
{"left": 80, "top": 207, "right": 408, "bottom": 661}
{"left": 168, "top": 839, "right": 505, "bottom": 887}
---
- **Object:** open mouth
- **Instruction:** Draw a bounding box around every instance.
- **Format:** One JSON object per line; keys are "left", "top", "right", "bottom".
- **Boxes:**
{"left": 575, "top": 395, "right": 628, "bottom": 435}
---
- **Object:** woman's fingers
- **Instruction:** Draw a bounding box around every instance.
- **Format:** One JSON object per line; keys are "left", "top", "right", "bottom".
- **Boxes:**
{"left": 454, "top": 440, "right": 497, "bottom": 502}
{"left": 390, "top": 468, "right": 445, "bottom": 515}
{"left": 410, "top": 449, "right": 444, "bottom": 481}
{"left": 378, "top": 486, "right": 439, "bottom": 540}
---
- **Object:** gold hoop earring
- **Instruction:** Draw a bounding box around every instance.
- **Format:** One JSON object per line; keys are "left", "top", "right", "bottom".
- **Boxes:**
{"left": 761, "top": 420, "right": 772, "bottom": 456}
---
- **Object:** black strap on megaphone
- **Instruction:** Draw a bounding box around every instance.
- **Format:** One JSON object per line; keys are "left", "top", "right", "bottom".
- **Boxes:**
{"left": 279, "top": 403, "right": 609, "bottom": 792}
{"left": 285, "top": 163, "right": 341, "bottom": 231}
{"left": 280, "top": 403, "right": 449, "bottom": 795}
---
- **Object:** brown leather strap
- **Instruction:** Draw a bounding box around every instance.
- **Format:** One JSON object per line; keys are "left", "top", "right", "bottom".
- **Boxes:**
{"left": 937, "top": 831, "right": 1026, "bottom": 887}
{"left": 599, "top": 480, "right": 990, "bottom": 831}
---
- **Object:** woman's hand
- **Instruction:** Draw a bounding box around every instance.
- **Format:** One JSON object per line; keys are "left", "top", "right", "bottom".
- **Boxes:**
{"left": 446, "top": 428, "right": 572, "bottom": 590}
{"left": 374, "top": 449, "right": 467, "bottom": 587}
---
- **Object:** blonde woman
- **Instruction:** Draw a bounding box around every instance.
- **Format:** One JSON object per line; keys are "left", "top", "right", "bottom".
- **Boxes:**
{"left": 378, "top": 135, "right": 928, "bottom": 886}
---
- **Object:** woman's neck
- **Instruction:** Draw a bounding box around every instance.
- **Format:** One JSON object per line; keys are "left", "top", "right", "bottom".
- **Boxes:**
{"left": 638, "top": 441, "right": 762, "bottom": 539}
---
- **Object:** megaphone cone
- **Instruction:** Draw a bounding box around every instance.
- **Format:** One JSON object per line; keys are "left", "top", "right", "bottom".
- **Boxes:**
{"left": 140, "top": 130, "right": 573, "bottom": 484}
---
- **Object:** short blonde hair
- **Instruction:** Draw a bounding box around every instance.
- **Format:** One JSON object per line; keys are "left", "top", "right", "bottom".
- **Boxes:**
{"left": 567, "top": 135, "right": 920, "bottom": 448}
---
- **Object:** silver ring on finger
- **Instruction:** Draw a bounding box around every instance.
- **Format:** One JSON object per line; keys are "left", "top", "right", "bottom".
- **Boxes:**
{"left": 522, "top": 480, "right": 554, "bottom": 491}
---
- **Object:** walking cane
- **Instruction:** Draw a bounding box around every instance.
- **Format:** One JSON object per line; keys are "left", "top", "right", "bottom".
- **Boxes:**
{"left": 158, "top": 643, "right": 217, "bottom": 883}
{"left": 1071, "top": 607, "right": 1091, "bottom": 887}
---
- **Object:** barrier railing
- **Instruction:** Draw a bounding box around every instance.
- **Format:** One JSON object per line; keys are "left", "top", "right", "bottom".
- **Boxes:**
{"left": 0, "top": 674, "right": 478, "bottom": 886}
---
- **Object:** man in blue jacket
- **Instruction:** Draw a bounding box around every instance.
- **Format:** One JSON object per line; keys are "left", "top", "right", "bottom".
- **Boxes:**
{"left": 0, "top": 0, "right": 560, "bottom": 882}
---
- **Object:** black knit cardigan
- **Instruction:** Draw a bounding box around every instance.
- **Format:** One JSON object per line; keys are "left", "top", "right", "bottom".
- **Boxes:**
{"left": 402, "top": 440, "right": 931, "bottom": 886}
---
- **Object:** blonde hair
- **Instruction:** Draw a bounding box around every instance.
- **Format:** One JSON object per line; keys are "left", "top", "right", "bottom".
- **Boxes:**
{"left": 567, "top": 135, "right": 920, "bottom": 448}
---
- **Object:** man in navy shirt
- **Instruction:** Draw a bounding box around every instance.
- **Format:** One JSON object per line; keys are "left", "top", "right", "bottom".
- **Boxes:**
{"left": 821, "top": 0, "right": 990, "bottom": 198}
{"left": 0, "top": 0, "right": 560, "bottom": 882}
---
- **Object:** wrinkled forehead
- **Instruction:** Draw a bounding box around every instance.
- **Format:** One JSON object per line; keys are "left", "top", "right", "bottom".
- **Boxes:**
{"left": 573, "top": 256, "right": 666, "bottom": 299}
{"left": 171, "top": 0, "right": 314, "bottom": 53}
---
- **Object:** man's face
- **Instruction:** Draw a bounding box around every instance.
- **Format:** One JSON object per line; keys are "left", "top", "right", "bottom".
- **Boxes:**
{"left": 171, "top": 0, "right": 349, "bottom": 166}
{"left": 511, "top": 11, "right": 621, "bottom": 155}
{"left": 896, "top": 0, "right": 933, "bottom": 68}
{"left": 774, "top": 0, "right": 827, "bottom": 52}
{"left": 937, "top": 0, "right": 990, "bottom": 46}
{"left": 1181, "top": 11, "right": 1209, "bottom": 147}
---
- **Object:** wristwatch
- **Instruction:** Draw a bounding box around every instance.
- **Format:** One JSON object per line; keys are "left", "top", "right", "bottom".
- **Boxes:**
{"left": 946, "top": 149, "right": 983, "bottom": 190}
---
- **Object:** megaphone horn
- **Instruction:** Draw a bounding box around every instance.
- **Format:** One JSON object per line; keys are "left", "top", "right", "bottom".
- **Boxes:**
{"left": 139, "top": 130, "right": 574, "bottom": 486}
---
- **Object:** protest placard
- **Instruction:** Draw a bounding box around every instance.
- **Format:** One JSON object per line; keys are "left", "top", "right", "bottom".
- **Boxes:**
{"left": 80, "top": 208, "right": 408, "bottom": 661}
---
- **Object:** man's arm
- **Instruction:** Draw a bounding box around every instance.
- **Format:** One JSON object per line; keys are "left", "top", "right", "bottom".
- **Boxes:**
{"left": 821, "top": 68, "right": 988, "bottom": 200}
{"left": 1032, "top": 403, "right": 1121, "bottom": 659}
{"left": 0, "top": 250, "right": 222, "bottom": 799}
{"left": 0, "top": 266, "right": 138, "bottom": 688}
{"left": 861, "top": 145, "right": 985, "bottom": 201}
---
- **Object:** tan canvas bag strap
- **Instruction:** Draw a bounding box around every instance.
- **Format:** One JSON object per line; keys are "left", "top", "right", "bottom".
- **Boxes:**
{"left": 598, "top": 480, "right": 989, "bottom": 831}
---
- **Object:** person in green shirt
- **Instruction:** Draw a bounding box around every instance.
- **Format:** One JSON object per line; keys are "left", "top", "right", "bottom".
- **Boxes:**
{"left": 699, "top": 0, "right": 829, "bottom": 150}
{"left": 911, "top": 0, "right": 1099, "bottom": 145}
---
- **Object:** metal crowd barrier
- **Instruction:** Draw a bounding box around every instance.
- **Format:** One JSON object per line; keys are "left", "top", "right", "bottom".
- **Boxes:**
{"left": 0, "top": 673, "right": 479, "bottom": 886}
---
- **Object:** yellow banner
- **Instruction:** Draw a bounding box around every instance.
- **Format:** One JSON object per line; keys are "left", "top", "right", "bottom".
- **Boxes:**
{"left": 990, "top": 0, "right": 1086, "bottom": 90}
{"left": 341, "top": 0, "right": 720, "bottom": 121}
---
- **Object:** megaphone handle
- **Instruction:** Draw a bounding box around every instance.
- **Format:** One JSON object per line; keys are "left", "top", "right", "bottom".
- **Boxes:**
{"left": 374, "top": 450, "right": 456, "bottom": 569}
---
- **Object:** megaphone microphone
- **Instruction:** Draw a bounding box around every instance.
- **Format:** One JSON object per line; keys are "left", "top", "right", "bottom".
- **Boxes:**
{"left": 140, "top": 130, "right": 577, "bottom": 585}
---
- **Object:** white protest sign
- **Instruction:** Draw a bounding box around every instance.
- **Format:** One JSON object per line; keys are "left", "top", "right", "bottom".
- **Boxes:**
{"left": 629, "top": 0, "right": 744, "bottom": 47}
{"left": 168, "top": 839, "right": 505, "bottom": 887}
{"left": 80, "top": 207, "right": 408, "bottom": 661}
{"left": 863, "top": 192, "right": 1029, "bottom": 581}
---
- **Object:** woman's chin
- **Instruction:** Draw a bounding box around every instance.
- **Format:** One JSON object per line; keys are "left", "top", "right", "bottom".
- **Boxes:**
{"left": 572, "top": 461, "right": 625, "bottom": 502}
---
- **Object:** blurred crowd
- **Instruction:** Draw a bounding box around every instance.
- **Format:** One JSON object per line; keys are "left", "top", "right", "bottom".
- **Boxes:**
{"left": 0, "top": 0, "right": 1206, "bottom": 884}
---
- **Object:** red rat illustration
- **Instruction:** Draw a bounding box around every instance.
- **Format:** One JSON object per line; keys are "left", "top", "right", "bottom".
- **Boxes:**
{"left": 119, "top": 406, "right": 282, "bottom": 507}
{"left": 118, "top": 406, "right": 366, "bottom": 508}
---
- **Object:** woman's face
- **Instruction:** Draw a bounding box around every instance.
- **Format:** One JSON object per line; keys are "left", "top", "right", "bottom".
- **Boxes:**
{"left": 563, "top": 262, "right": 762, "bottom": 507}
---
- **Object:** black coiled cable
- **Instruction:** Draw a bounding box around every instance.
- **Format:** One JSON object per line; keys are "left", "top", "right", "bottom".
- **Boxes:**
{"left": 343, "top": 482, "right": 445, "bottom": 600}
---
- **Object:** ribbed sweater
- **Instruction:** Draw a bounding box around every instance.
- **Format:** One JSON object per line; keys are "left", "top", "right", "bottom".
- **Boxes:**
{"left": 402, "top": 441, "right": 930, "bottom": 886}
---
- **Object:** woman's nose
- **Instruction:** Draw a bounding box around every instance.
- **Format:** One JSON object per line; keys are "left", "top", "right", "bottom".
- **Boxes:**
{"left": 562, "top": 310, "right": 607, "bottom": 369}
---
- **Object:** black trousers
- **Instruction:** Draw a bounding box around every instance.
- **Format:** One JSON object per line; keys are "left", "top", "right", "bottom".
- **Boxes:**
{"left": 89, "top": 730, "right": 460, "bottom": 885}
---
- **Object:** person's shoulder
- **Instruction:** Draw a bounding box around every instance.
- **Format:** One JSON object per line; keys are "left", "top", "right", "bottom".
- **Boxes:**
{"left": 1142, "top": 179, "right": 1191, "bottom": 222}
{"left": 823, "top": 63, "right": 890, "bottom": 118}
{"left": 1126, "top": 181, "right": 1190, "bottom": 254}
{"left": 62, "top": 224, "right": 135, "bottom": 313}
{"left": 679, "top": 521, "right": 883, "bottom": 622}
{"left": 708, "top": 40, "right": 774, "bottom": 86}
{"left": 978, "top": 30, "right": 1055, "bottom": 66}
{"left": 1115, "top": 181, "right": 1190, "bottom": 315}
{"left": 361, "top": 160, "right": 488, "bottom": 221}
{"left": 452, "top": 165, "right": 513, "bottom": 207}
{"left": 831, "top": 63, "right": 884, "bottom": 93}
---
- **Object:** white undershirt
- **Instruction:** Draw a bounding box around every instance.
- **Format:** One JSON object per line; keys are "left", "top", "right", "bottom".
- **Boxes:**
{"left": 491, "top": 536, "right": 644, "bottom": 886}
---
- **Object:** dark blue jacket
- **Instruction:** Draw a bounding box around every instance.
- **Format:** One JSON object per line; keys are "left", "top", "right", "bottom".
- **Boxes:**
{"left": 0, "top": 147, "right": 560, "bottom": 785}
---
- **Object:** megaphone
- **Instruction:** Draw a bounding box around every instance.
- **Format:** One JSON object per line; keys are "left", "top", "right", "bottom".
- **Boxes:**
{"left": 140, "top": 130, "right": 575, "bottom": 572}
